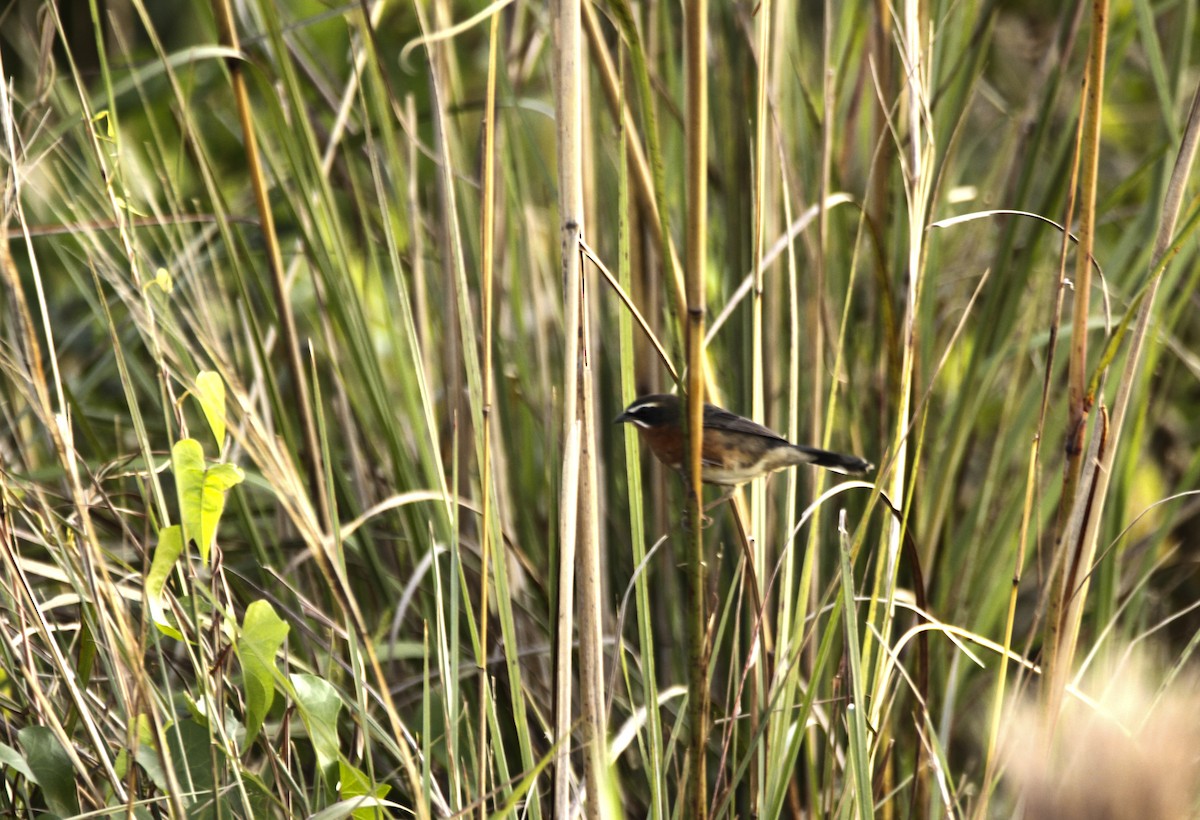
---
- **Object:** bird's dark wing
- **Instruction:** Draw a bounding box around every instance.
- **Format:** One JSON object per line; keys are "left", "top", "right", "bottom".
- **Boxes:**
{"left": 703, "top": 403, "right": 791, "bottom": 445}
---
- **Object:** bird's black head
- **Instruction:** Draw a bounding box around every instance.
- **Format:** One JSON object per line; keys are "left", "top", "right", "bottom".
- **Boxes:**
{"left": 614, "top": 394, "right": 683, "bottom": 428}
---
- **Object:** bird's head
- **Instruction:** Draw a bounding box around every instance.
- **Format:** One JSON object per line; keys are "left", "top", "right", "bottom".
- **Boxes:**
{"left": 614, "top": 394, "right": 683, "bottom": 429}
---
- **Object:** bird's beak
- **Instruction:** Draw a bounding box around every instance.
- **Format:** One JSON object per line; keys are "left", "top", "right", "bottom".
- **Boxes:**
{"left": 613, "top": 409, "right": 632, "bottom": 424}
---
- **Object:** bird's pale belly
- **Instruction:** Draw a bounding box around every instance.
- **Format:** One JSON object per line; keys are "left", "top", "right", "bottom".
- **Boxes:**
{"left": 699, "top": 431, "right": 795, "bottom": 485}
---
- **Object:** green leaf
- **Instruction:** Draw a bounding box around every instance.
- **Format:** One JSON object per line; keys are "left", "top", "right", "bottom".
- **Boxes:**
{"left": 172, "top": 438, "right": 245, "bottom": 566}
{"left": 290, "top": 673, "right": 342, "bottom": 784}
{"left": 145, "top": 525, "right": 184, "bottom": 639}
{"left": 176, "top": 718, "right": 227, "bottom": 818}
{"left": 193, "top": 371, "right": 226, "bottom": 446}
{"left": 114, "top": 714, "right": 156, "bottom": 781}
{"left": 138, "top": 718, "right": 233, "bottom": 818}
{"left": 0, "top": 740, "right": 35, "bottom": 783}
{"left": 132, "top": 715, "right": 166, "bottom": 795}
{"left": 236, "top": 600, "right": 290, "bottom": 745}
{"left": 338, "top": 761, "right": 392, "bottom": 820}
{"left": 18, "top": 726, "right": 80, "bottom": 817}
{"left": 308, "top": 797, "right": 401, "bottom": 820}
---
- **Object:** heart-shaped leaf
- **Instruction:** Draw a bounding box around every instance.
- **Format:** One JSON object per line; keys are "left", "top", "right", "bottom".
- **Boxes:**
{"left": 236, "top": 601, "right": 289, "bottom": 745}
{"left": 172, "top": 438, "right": 244, "bottom": 566}
{"left": 290, "top": 673, "right": 342, "bottom": 785}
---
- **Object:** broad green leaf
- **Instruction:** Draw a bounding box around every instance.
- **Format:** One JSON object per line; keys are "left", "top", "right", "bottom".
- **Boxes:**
{"left": 168, "top": 718, "right": 215, "bottom": 797}
{"left": 338, "top": 761, "right": 392, "bottom": 820}
{"left": 290, "top": 673, "right": 342, "bottom": 784}
{"left": 18, "top": 726, "right": 80, "bottom": 817}
{"left": 194, "top": 371, "right": 226, "bottom": 445}
{"left": 0, "top": 740, "right": 35, "bottom": 783}
{"left": 141, "top": 718, "right": 230, "bottom": 819}
{"left": 236, "top": 600, "right": 289, "bottom": 745}
{"left": 145, "top": 525, "right": 184, "bottom": 640}
{"left": 172, "top": 438, "right": 245, "bottom": 566}
{"left": 132, "top": 715, "right": 166, "bottom": 795}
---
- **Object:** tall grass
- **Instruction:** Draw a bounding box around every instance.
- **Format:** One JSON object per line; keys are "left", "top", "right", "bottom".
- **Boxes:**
{"left": 0, "top": 1, "right": 1198, "bottom": 817}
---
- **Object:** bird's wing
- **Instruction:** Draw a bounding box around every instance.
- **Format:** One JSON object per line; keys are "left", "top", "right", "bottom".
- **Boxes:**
{"left": 703, "top": 404, "right": 791, "bottom": 444}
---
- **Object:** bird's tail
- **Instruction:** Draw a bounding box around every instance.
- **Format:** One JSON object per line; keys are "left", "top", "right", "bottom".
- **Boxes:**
{"left": 790, "top": 444, "right": 873, "bottom": 475}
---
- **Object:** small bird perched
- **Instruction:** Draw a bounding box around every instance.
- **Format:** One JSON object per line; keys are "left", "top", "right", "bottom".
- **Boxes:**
{"left": 615, "top": 393, "right": 872, "bottom": 486}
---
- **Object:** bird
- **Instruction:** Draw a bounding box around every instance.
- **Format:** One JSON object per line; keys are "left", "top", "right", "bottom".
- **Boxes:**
{"left": 615, "top": 393, "right": 873, "bottom": 486}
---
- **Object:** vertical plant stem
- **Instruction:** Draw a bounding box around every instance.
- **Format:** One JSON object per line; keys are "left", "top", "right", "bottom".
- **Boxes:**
{"left": 870, "top": 0, "right": 929, "bottom": 715}
{"left": 748, "top": 0, "right": 773, "bottom": 811}
{"left": 868, "top": 2, "right": 933, "bottom": 813}
{"left": 616, "top": 68, "right": 666, "bottom": 815}
{"left": 554, "top": 0, "right": 606, "bottom": 815}
{"left": 554, "top": 421, "right": 580, "bottom": 817}
{"left": 1044, "top": 0, "right": 1109, "bottom": 725}
{"left": 577, "top": 275, "right": 608, "bottom": 818}
{"left": 1052, "top": 76, "right": 1200, "bottom": 742}
{"left": 553, "top": 0, "right": 582, "bottom": 801}
{"left": 814, "top": 0, "right": 831, "bottom": 462}
{"left": 476, "top": 14, "right": 500, "bottom": 819}
{"left": 685, "top": 0, "right": 709, "bottom": 815}
{"left": 977, "top": 436, "right": 1038, "bottom": 820}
